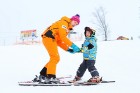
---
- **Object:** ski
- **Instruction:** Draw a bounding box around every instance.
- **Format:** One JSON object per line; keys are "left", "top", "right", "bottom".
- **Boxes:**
{"left": 18, "top": 80, "right": 115, "bottom": 86}
{"left": 18, "top": 81, "right": 97, "bottom": 86}
{"left": 18, "top": 82, "right": 72, "bottom": 86}
{"left": 18, "top": 75, "right": 72, "bottom": 86}
{"left": 18, "top": 75, "right": 115, "bottom": 86}
{"left": 71, "top": 80, "right": 115, "bottom": 86}
{"left": 101, "top": 80, "right": 115, "bottom": 83}
{"left": 67, "top": 80, "right": 115, "bottom": 86}
{"left": 73, "top": 82, "right": 98, "bottom": 86}
{"left": 57, "top": 75, "right": 72, "bottom": 79}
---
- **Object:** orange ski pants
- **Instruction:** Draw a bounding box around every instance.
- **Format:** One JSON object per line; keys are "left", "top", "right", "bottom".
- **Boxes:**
{"left": 42, "top": 37, "right": 60, "bottom": 75}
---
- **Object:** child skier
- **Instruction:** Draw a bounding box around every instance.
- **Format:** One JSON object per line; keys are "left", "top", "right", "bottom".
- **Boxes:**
{"left": 70, "top": 27, "right": 102, "bottom": 83}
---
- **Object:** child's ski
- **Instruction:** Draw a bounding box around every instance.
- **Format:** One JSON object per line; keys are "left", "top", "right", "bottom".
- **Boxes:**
{"left": 101, "top": 80, "right": 115, "bottom": 83}
{"left": 72, "top": 80, "right": 115, "bottom": 86}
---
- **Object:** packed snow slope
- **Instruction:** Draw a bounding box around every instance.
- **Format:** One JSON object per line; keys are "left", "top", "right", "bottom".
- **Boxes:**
{"left": 0, "top": 40, "right": 140, "bottom": 93}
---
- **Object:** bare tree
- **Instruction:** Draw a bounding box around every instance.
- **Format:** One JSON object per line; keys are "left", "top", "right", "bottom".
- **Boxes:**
{"left": 92, "top": 6, "right": 109, "bottom": 41}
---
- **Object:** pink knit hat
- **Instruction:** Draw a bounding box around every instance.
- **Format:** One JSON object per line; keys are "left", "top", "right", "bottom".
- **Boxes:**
{"left": 70, "top": 14, "right": 80, "bottom": 24}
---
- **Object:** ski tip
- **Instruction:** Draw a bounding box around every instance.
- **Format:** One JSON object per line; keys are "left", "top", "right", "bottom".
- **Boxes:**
{"left": 101, "top": 81, "right": 115, "bottom": 83}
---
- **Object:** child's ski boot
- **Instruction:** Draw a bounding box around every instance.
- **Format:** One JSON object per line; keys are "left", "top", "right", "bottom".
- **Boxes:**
{"left": 87, "top": 76, "right": 102, "bottom": 83}
{"left": 68, "top": 76, "right": 81, "bottom": 83}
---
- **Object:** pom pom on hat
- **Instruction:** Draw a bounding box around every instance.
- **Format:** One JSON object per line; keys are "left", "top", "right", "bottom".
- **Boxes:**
{"left": 75, "top": 14, "right": 80, "bottom": 17}
{"left": 71, "top": 14, "right": 80, "bottom": 24}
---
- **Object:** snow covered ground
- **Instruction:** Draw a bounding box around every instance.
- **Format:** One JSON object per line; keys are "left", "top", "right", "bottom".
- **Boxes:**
{"left": 0, "top": 40, "right": 140, "bottom": 93}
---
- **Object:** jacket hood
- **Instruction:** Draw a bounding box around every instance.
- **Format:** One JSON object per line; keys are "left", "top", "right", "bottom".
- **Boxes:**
{"left": 61, "top": 16, "right": 71, "bottom": 23}
{"left": 61, "top": 16, "right": 73, "bottom": 30}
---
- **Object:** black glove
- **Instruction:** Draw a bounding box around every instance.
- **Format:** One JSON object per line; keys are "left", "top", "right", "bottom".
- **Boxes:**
{"left": 67, "top": 48, "right": 74, "bottom": 53}
{"left": 87, "top": 43, "right": 94, "bottom": 49}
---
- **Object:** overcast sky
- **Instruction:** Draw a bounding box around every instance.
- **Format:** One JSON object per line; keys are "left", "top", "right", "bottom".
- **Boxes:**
{"left": 0, "top": 0, "right": 140, "bottom": 45}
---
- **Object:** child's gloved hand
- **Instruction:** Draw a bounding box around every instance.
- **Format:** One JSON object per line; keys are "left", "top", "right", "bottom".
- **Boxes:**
{"left": 87, "top": 43, "right": 94, "bottom": 49}
{"left": 80, "top": 48, "right": 84, "bottom": 53}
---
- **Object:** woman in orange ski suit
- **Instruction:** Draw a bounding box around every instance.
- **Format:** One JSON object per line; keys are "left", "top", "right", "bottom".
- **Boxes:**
{"left": 40, "top": 14, "right": 81, "bottom": 79}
